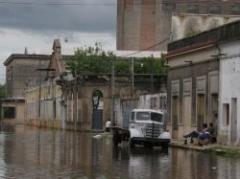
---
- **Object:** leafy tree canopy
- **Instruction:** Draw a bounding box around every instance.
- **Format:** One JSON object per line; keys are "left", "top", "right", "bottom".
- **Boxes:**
{"left": 67, "top": 43, "right": 167, "bottom": 76}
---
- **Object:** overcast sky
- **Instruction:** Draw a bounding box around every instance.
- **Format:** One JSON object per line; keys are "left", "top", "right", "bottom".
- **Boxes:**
{"left": 0, "top": 0, "right": 117, "bottom": 83}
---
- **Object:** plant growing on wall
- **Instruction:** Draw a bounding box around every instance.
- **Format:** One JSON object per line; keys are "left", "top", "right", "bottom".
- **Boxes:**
{"left": 67, "top": 43, "right": 168, "bottom": 76}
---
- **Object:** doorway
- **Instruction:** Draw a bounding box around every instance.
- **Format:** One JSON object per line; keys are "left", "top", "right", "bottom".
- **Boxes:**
{"left": 172, "top": 96, "right": 179, "bottom": 139}
{"left": 182, "top": 96, "right": 191, "bottom": 131}
{"left": 231, "top": 98, "right": 237, "bottom": 144}
{"left": 92, "top": 90, "right": 103, "bottom": 130}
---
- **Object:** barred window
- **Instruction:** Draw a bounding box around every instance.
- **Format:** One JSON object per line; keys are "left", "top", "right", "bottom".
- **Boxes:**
{"left": 150, "top": 97, "right": 157, "bottom": 109}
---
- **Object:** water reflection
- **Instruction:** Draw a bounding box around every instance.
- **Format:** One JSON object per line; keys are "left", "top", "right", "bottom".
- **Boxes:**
{"left": 0, "top": 125, "right": 239, "bottom": 178}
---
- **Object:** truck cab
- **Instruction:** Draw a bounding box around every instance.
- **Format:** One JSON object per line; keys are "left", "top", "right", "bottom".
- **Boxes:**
{"left": 129, "top": 109, "right": 171, "bottom": 148}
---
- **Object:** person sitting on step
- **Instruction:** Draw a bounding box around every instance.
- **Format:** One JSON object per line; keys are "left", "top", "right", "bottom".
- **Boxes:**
{"left": 183, "top": 123, "right": 209, "bottom": 144}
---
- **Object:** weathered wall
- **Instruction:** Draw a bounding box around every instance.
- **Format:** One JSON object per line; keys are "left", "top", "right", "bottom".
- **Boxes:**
{"left": 25, "top": 76, "right": 166, "bottom": 131}
{"left": 6, "top": 57, "right": 49, "bottom": 98}
{"left": 167, "top": 59, "right": 219, "bottom": 140}
{"left": 138, "top": 93, "right": 167, "bottom": 111}
{"left": 117, "top": 0, "right": 240, "bottom": 50}
{"left": 25, "top": 81, "right": 63, "bottom": 129}
{"left": 172, "top": 14, "right": 240, "bottom": 40}
{"left": 117, "top": 0, "right": 171, "bottom": 51}
{"left": 2, "top": 101, "right": 25, "bottom": 124}
{"left": 218, "top": 40, "right": 240, "bottom": 145}
{"left": 168, "top": 46, "right": 219, "bottom": 67}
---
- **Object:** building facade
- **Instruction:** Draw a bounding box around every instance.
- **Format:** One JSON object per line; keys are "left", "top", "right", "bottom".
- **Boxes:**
{"left": 26, "top": 75, "right": 167, "bottom": 131}
{"left": 117, "top": 0, "right": 240, "bottom": 51}
{"left": 167, "top": 45, "right": 219, "bottom": 140}
{"left": 172, "top": 0, "right": 240, "bottom": 39}
{"left": 25, "top": 40, "right": 167, "bottom": 131}
{"left": 167, "top": 20, "right": 240, "bottom": 145}
{"left": 117, "top": 0, "right": 172, "bottom": 51}
{"left": 218, "top": 40, "right": 240, "bottom": 145}
{"left": 2, "top": 54, "right": 50, "bottom": 123}
{"left": 4, "top": 54, "right": 50, "bottom": 97}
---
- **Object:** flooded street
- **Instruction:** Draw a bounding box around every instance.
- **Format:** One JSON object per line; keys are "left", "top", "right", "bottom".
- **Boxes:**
{"left": 0, "top": 125, "right": 239, "bottom": 179}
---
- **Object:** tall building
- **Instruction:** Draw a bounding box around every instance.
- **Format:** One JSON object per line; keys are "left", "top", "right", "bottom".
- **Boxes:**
{"left": 117, "top": 0, "right": 172, "bottom": 51}
{"left": 2, "top": 54, "right": 50, "bottom": 123}
{"left": 117, "top": 0, "right": 240, "bottom": 51}
{"left": 2, "top": 40, "right": 70, "bottom": 123}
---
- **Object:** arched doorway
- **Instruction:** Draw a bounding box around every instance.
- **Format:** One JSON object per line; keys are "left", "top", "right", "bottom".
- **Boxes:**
{"left": 92, "top": 90, "right": 104, "bottom": 130}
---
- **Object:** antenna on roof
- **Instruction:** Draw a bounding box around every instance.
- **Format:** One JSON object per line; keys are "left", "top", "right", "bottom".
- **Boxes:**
{"left": 24, "top": 47, "right": 28, "bottom": 55}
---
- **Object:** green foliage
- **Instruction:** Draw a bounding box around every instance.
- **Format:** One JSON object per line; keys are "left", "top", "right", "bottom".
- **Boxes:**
{"left": 67, "top": 43, "right": 112, "bottom": 75}
{"left": 67, "top": 43, "right": 168, "bottom": 76}
{"left": 115, "top": 60, "right": 130, "bottom": 74}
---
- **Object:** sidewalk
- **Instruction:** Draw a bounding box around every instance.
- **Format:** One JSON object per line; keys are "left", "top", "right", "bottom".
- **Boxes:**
{"left": 170, "top": 140, "right": 240, "bottom": 157}
{"left": 170, "top": 140, "right": 217, "bottom": 151}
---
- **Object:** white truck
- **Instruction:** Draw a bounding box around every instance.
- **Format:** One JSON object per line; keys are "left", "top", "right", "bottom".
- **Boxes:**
{"left": 129, "top": 109, "right": 171, "bottom": 148}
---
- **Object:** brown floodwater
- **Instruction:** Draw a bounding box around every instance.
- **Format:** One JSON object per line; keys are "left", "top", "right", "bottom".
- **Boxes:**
{"left": 0, "top": 125, "right": 239, "bottom": 179}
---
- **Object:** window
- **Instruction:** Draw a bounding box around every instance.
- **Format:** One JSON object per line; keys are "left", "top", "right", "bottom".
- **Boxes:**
{"left": 172, "top": 95, "right": 179, "bottom": 129}
{"left": 208, "top": 5, "right": 222, "bottom": 14}
{"left": 7, "top": 67, "right": 13, "bottom": 81}
{"left": 160, "top": 96, "right": 167, "bottom": 110}
{"left": 150, "top": 97, "right": 157, "bottom": 109}
{"left": 136, "top": 112, "right": 150, "bottom": 121}
{"left": 3, "top": 107, "right": 15, "bottom": 119}
{"left": 151, "top": 112, "right": 163, "bottom": 123}
{"left": 187, "top": 5, "right": 199, "bottom": 13}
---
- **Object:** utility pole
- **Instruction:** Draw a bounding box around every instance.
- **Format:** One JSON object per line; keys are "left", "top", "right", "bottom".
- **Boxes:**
{"left": 131, "top": 58, "right": 135, "bottom": 96}
{"left": 38, "top": 67, "right": 42, "bottom": 119}
{"left": 74, "top": 70, "right": 77, "bottom": 131}
{"left": 111, "top": 57, "right": 115, "bottom": 126}
{"left": 150, "top": 59, "right": 154, "bottom": 93}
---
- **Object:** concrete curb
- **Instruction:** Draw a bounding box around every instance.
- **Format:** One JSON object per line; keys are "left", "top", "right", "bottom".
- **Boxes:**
{"left": 170, "top": 141, "right": 240, "bottom": 157}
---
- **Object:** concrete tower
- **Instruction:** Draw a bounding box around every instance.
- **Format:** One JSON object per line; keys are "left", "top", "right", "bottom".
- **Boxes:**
{"left": 117, "top": 0, "right": 172, "bottom": 51}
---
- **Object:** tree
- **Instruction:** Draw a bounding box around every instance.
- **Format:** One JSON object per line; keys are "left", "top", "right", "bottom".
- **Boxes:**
{"left": 67, "top": 43, "right": 168, "bottom": 76}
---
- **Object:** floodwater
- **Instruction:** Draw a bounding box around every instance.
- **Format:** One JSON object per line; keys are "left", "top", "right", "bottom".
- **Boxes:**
{"left": 0, "top": 125, "right": 239, "bottom": 179}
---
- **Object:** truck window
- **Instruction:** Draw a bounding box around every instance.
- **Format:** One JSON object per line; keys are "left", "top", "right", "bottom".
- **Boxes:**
{"left": 136, "top": 112, "right": 150, "bottom": 120}
{"left": 151, "top": 112, "right": 163, "bottom": 123}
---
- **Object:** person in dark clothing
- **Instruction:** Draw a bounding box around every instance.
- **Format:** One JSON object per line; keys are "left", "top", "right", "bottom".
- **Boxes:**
{"left": 208, "top": 123, "right": 217, "bottom": 143}
{"left": 207, "top": 123, "right": 214, "bottom": 135}
{"left": 183, "top": 124, "right": 209, "bottom": 144}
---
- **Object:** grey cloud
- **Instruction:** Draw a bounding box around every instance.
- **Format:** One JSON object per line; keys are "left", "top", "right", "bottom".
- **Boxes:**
{"left": 0, "top": 0, "right": 116, "bottom": 34}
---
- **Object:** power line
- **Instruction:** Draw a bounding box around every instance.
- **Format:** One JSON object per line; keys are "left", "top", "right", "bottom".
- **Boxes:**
{"left": 0, "top": 1, "right": 114, "bottom": 6}
{"left": 0, "top": 1, "right": 236, "bottom": 6}
{"left": 121, "top": 36, "right": 170, "bottom": 58}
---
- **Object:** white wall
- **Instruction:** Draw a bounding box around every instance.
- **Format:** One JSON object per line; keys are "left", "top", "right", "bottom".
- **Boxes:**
{"left": 219, "top": 40, "right": 240, "bottom": 145}
{"left": 172, "top": 14, "right": 240, "bottom": 40}
{"left": 138, "top": 93, "right": 167, "bottom": 111}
